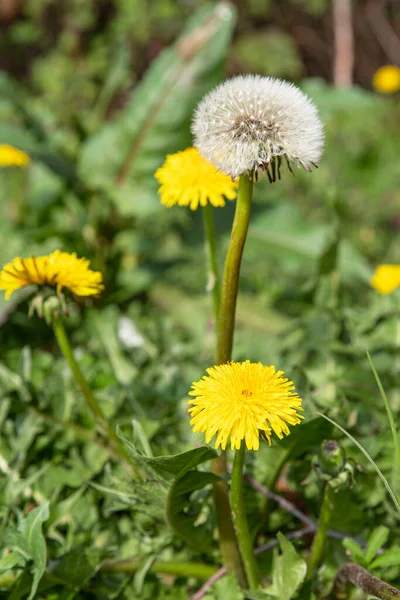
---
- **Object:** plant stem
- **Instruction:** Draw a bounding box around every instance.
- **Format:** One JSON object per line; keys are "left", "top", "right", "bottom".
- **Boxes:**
{"left": 217, "top": 174, "right": 253, "bottom": 363}
{"left": 212, "top": 452, "right": 247, "bottom": 588}
{"left": 52, "top": 316, "right": 137, "bottom": 474}
{"left": 210, "top": 174, "right": 254, "bottom": 588}
{"left": 326, "top": 563, "right": 400, "bottom": 600}
{"left": 231, "top": 444, "right": 261, "bottom": 589}
{"left": 101, "top": 558, "right": 217, "bottom": 580}
{"left": 202, "top": 204, "right": 220, "bottom": 323}
{"left": 306, "top": 483, "right": 336, "bottom": 580}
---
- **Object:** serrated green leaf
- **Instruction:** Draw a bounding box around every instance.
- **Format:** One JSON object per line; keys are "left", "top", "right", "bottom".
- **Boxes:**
{"left": 267, "top": 532, "right": 307, "bottom": 600}
{"left": 142, "top": 445, "right": 218, "bottom": 479}
{"left": 0, "top": 552, "right": 24, "bottom": 573}
{"left": 365, "top": 526, "right": 390, "bottom": 564}
{"left": 1, "top": 530, "right": 31, "bottom": 562}
{"left": 277, "top": 417, "right": 332, "bottom": 457}
{"left": 173, "top": 471, "right": 220, "bottom": 496}
{"left": 20, "top": 503, "right": 49, "bottom": 600}
{"left": 48, "top": 487, "right": 87, "bottom": 527}
{"left": 204, "top": 573, "right": 244, "bottom": 600}
{"left": 46, "top": 547, "right": 102, "bottom": 588}
{"left": 4, "top": 504, "right": 50, "bottom": 600}
{"left": 370, "top": 548, "right": 400, "bottom": 569}
{"left": 165, "top": 450, "right": 218, "bottom": 552}
{"left": 90, "top": 481, "right": 138, "bottom": 503}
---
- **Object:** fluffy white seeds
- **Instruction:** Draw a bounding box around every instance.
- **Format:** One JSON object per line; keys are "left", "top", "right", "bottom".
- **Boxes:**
{"left": 192, "top": 75, "right": 324, "bottom": 180}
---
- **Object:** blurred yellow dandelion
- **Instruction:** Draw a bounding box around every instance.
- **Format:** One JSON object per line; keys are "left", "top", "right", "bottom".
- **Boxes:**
{"left": 188, "top": 360, "right": 303, "bottom": 451}
{"left": 371, "top": 265, "right": 400, "bottom": 294}
{"left": 0, "top": 144, "right": 30, "bottom": 167}
{"left": 373, "top": 65, "right": 400, "bottom": 94}
{"left": 155, "top": 147, "right": 237, "bottom": 210}
{"left": 0, "top": 250, "right": 104, "bottom": 299}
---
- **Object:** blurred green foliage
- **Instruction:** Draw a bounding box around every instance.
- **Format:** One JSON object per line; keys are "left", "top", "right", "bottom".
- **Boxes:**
{"left": 1, "top": 0, "right": 400, "bottom": 599}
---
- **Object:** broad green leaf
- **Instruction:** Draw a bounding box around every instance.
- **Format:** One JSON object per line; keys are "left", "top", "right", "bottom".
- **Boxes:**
{"left": 204, "top": 573, "right": 244, "bottom": 600}
{"left": 365, "top": 526, "right": 390, "bottom": 564}
{"left": 20, "top": 504, "right": 49, "bottom": 600}
{"left": 4, "top": 504, "right": 49, "bottom": 600}
{"left": 141, "top": 445, "right": 218, "bottom": 479}
{"left": 46, "top": 548, "right": 102, "bottom": 588}
{"left": 267, "top": 532, "right": 307, "bottom": 600}
{"left": 173, "top": 470, "right": 219, "bottom": 497}
{"left": 1, "top": 530, "right": 31, "bottom": 562}
{"left": 342, "top": 538, "right": 367, "bottom": 566}
{"left": 0, "top": 362, "right": 31, "bottom": 402}
{"left": 8, "top": 568, "right": 55, "bottom": 600}
{"left": 370, "top": 548, "right": 400, "bottom": 569}
{"left": 134, "top": 556, "right": 155, "bottom": 595}
{"left": 0, "top": 552, "right": 24, "bottom": 573}
{"left": 166, "top": 459, "right": 219, "bottom": 552}
{"left": 91, "top": 478, "right": 166, "bottom": 520}
{"left": 78, "top": 2, "right": 236, "bottom": 216}
{"left": 117, "top": 425, "right": 218, "bottom": 481}
{"left": 276, "top": 417, "right": 332, "bottom": 457}
{"left": 48, "top": 487, "right": 87, "bottom": 527}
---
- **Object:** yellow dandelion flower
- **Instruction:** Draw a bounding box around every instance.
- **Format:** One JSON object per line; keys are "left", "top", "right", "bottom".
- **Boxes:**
{"left": 155, "top": 147, "right": 237, "bottom": 210}
{"left": 371, "top": 264, "right": 400, "bottom": 294}
{"left": 0, "top": 144, "right": 30, "bottom": 167}
{"left": 0, "top": 250, "right": 104, "bottom": 300}
{"left": 373, "top": 65, "right": 400, "bottom": 94}
{"left": 188, "top": 360, "right": 303, "bottom": 451}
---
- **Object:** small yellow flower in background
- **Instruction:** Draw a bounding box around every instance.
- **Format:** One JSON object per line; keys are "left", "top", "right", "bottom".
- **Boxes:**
{"left": 0, "top": 250, "right": 104, "bottom": 300}
{"left": 371, "top": 265, "right": 400, "bottom": 294}
{"left": 0, "top": 144, "right": 30, "bottom": 167}
{"left": 373, "top": 65, "right": 400, "bottom": 94}
{"left": 155, "top": 147, "right": 237, "bottom": 210}
{"left": 188, "top": 360, "right": 303, "bottom": 451}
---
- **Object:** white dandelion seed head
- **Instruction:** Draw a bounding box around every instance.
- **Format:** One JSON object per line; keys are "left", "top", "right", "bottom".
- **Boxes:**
{"left": 192, "top": 75, "right": 324, "bottom": 180}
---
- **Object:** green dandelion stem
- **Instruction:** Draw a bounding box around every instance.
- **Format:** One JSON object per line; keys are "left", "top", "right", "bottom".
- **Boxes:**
{"left": 202, "top": 203, "right": 221, "bottom": 322}
{"left": 210, "top": 173, "right": 253, "bottom": 588}
{"left": 306, "top": 482, "right": 336, "bottom": 580}
{"left": 212, "top": 452, "right": 247, "bottom": 588}
{"left": 231, "top": 443, "right": 261, "bottom": 589}
{"left": 217, "top": 173, "right": 253, "bottom": 363}
{"left": 52, "top": 316, "right": 138, "bottom": 475}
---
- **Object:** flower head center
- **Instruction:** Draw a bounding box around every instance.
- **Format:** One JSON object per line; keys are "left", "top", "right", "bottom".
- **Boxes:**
{"left": 241, "top": 389, "right": 253, "bottom": 397}
{"left": 230, "top": 114, "right": 278, "bottom": 142}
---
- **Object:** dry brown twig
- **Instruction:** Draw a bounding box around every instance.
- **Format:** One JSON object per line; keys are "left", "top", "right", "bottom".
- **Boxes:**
{"left": 326, "top": 563, "right": 400, "bottom": 599}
